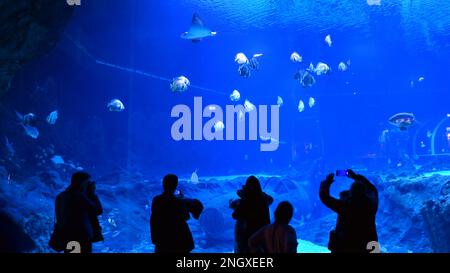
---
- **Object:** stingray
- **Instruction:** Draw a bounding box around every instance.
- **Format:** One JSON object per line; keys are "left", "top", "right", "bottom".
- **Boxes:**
{"left": 181, "top": 13, "right": 217, "bottom": 42}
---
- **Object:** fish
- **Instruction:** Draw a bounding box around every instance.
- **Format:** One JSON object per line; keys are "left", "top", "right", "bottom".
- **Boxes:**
{"left": 290, "top": 52, "right": 302, "bottom": 63}
{"left": 309, "top": 97, "right": 316, "bottom": 108}
{"left": 367, "top": 0, "right": 381, "bottom": 6}
{"left": 107, "top": 99, "right": 125, "bottom": 112}
{"left": 388, "top": 112, "right": 416, "bottom": 130}
{"left": 277, "top": 96, "right": 283, "bottom": 107}
{"left": 260, "top": 136, "right": 287, "bottom": 145}
{"left": 411, "top": 77, "right": 425, "bottom": 88}
{"left": 170, "top": 76, "right": 190, "bottom": 93}
{"left": 294, "top": 70, "right": 316, "bottom": 88}
{"left": 16, "top": 111, "right": 36, "bottom": 126}
{"left": 4, "top": 137, "right": 15, "bottom": 156}
{"left": 426, "top": 130, "right": 432, "bottom": 138}
{"left": 51, "top": 155, "right": 81, "bottom": 169}
{"left": 248, "top": 55, "right": 261, "bottom": 71}
{"left": 420, "top": 141, "right": 426, "bottom": 148}
{"left": 23, "top": 113, "right": 36, "bottom": 125}
{"left": 51, "top": 155, "right": 65, "bottom": 165}
{"left": 301, "top": 72, "right": 316, "bottom": 87}
{"left": 338, "top": 62, "right": 348, "bottom": 72}
{"left": 235, "top": 53, "right": 249, "bottom": 65}
{"left": 108, "top": 218, "right": 117, "bottom": 227}
{"left": 244, "top": 99, "right": 256, "bottom": 112}
{"left": 181, "top": 13, "right": 217, "bottom": 42}
{"left": 20, "top": 124, "right": 39, "bottom": 139}
{"left": 213, "top": 120, "right": 225, "bottom": 132}
{"left": 230, "top": 90, "right": 241, "bottom": 102}
{"left": 16, "top": 111, "right": 39, "bottom": 139}
{"left": 238, "top": 64, "right": 251, "bottom": 78}
{"left": 314, "top": 62, "right": 331, "bottom": 75}
{"left": 298, "top": 100, "right": 305, "bottom": 112}
{"left": 46, "top": 110, "right": 58, "bottom": 125}
{"left": 238, "top": 110, "right": 244, "bottom": 121}
{"left": 379, "top": 129, "right": 389, "bottom": 143}
{"left": 325, "top": 35, "right": 332, "bottom": 47}
{"left": 190, "top": 169, "right": 199, "bottom": 184}
{"left": 236, "top": 53, "right": 262, "bottom": 74}
{"left": 304, "top": 143, "right": 313, "bottom": 152}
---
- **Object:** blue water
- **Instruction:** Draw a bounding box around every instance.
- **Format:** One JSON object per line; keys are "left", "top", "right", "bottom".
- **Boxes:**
{"left": 1, "top": 0, "right": 450, "bottom": 253}
{"left": 6, "top": 0, "right": 450, "bottom": 173}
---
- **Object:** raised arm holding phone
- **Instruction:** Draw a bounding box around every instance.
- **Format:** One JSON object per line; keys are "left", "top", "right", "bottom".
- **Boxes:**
{"left": 319, "top": 169, "right": 379, "bottom": 253}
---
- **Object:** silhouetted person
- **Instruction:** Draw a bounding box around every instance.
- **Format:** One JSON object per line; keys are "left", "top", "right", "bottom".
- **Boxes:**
{"left": 150, "top": 174, "right": 203, "bottom": 253}
{"left": 229, "top": 176, "right": 273, "bottom": 253}
{"left": 248, "top": 201, "right": 298, "bottom": 253}
{"left": 319, "top": 170, "right": 378, "bottom": 253}
{"left": 51, "top": 172, "right": 103, "bottom": 253}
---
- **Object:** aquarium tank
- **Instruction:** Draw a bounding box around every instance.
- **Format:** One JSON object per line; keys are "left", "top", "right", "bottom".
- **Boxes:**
{"left": 0, "top": 0, "right": 449, "bottom": 253}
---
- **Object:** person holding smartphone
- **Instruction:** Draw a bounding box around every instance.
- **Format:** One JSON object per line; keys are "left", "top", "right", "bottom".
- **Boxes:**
{"left": 319, "top": 169, "right": 379, "bottom": 253}
{"left": 150, "top": 174, "right": 203, "bottom": 253}
{"left": 51, "top": 172, "right": 103, "bottom": 253}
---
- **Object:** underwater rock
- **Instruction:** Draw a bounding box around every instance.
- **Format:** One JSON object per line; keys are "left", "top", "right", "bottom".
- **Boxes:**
{"left": 294, "top": 214, "right": 337, "bottom": 248}
{"left": 199, "top": 208, "right": 226, "bottom": 240}
{"left": 421, "top": 181, "right": 450, "bottom": 253}
{"left": 0, "top": 0, "right": 74, "bottom": 97}
{"left": 1, "top": 165, "right": 448, "bottom": 253}
{"left": 0, "top": 165, "right": 7, "bottom": 180}
{"left": 297, "top": 172, "right": 450, "bottom": 253}
{"left": 0, "top": 210, "right": 36, "bottom": 252}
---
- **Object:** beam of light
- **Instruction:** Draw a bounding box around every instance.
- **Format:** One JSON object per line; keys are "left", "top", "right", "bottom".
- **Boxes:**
{"left": 94, "top": 60, "right": 172, "bottom": 82}
{"left": 65, "top": 33, "right": 228, "bottom": 96}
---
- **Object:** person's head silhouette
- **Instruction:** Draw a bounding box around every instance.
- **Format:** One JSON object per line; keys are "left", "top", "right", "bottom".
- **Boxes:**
{"left": 163, "top": 174, "right": 178, "bottom": 194}
{"left": 274, "top": 201, "right": 294, "bottom": 225}
{"left": 245, "top": 175, "right": 262, "bottom": 196}
{"left": 70, "top": 171, "right": 91, "bottom": 192}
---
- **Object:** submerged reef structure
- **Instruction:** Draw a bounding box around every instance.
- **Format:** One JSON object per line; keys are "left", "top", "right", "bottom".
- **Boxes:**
{"left": 2, "top": 162, "right": 450, "bottom": 253}
{"left": 421, "top": 181, "right": 450, "bottom": 253}
{"left": 0, "top": 0, "right": 74, "bottom": 97}
{"left": 297, "top": 168, "right": 450, "bottom": 253}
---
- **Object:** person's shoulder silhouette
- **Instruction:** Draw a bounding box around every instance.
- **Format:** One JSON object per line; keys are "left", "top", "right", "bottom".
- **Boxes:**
{"left": 51, "top": 171, "right": 103, "bottom": 253}
{"left": 150, "top": 174, "right": 202, "bottom": 253}
{"left": 230, "top": 175, "right": 273, "bottom": 253}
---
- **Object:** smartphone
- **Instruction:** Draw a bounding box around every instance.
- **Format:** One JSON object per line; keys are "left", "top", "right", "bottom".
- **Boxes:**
{"left": 336, "top": 170, "right": 348, "bottom": 177}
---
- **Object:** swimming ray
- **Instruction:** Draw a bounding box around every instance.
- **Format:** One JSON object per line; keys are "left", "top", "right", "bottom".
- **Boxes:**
{"left": 181, "top": 13, "right": 217, "bottom": 42}
{"left": 192, "top": 13, "right": 204, "bottom": 27}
